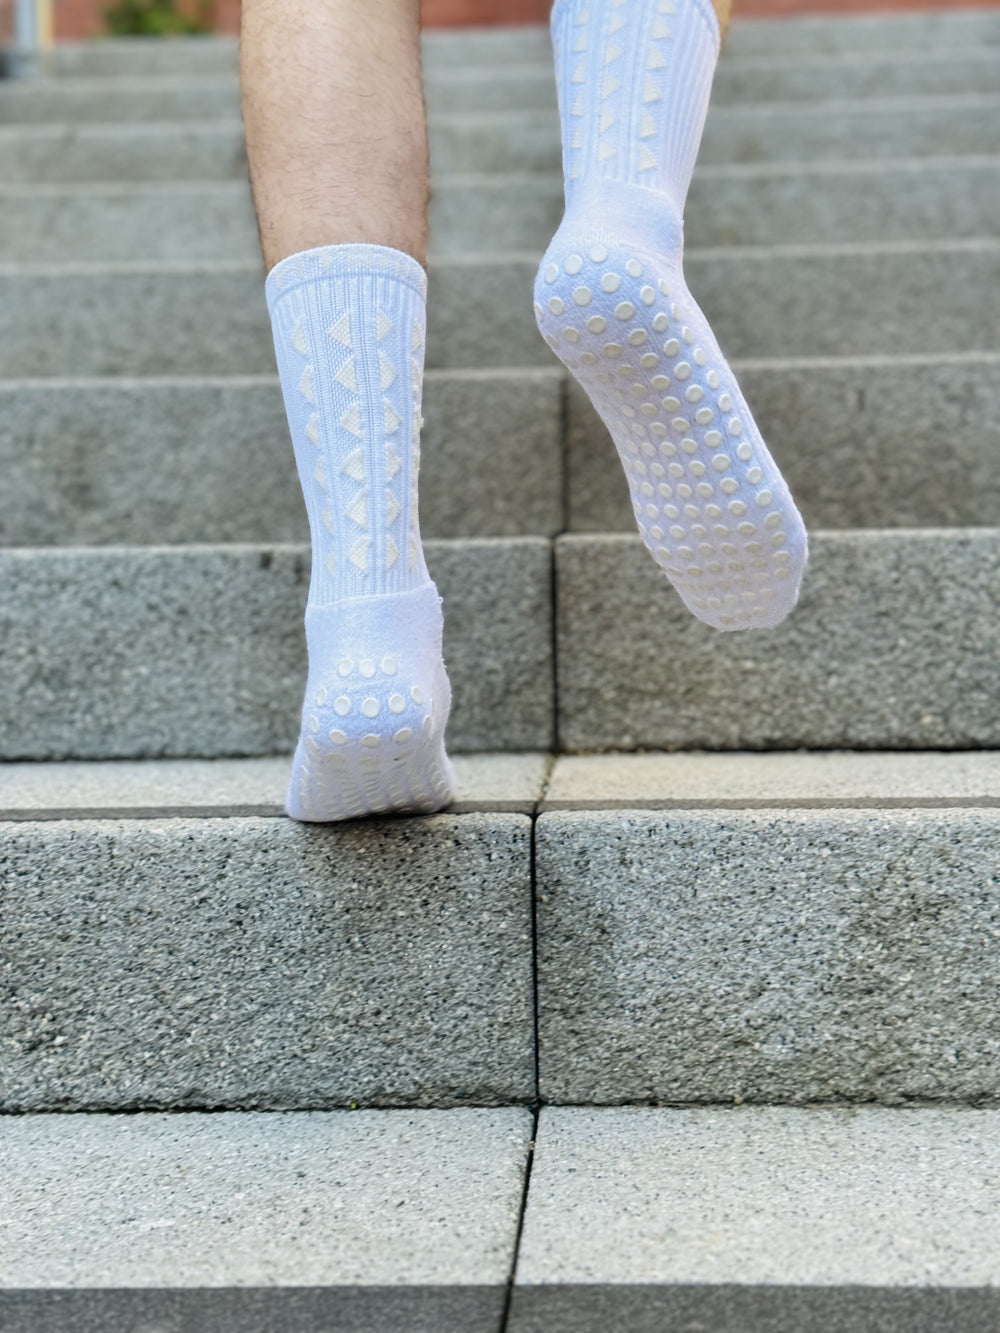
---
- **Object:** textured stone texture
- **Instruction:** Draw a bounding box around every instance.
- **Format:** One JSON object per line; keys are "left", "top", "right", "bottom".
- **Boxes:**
{"left": 1, "top": 1108, "right": 531, "bottom": 1333}
{"left": 543, "top": 750, "right": 1000, "bottom": 810}
{"left": 535, "top": 808, "right": 1000, "bottom": 1104}
{"left": 0, "top": 370, "right": 563, "bottom": 545}
{"left": 4, "top": 243, "right": 998, "bottom": 374}
{"left": 6, "top": 161, "right": 998, "bottom": 262}
{"left": 556, "top": 531, "right": 1000, "bottom": 751}
{"left": 510, "top": 1106, "right": 1000, "bottom": 1333}
{"left": 0, "top": 752, "right": 551, "bottom": 818}
{"left": 0, "top": 539, "right": 553, "bottom": 758}
{"left": 1, "top": 814, "right": 533, "bottom": 1110}
{"left": 723, "top": 9, "right": 1000, "bottom": 56}
{"left": 567, "top": 354, "right": 1000, "bottom": 532}
{"left": 0, "top": 120, "right": 248, "bottom": 184}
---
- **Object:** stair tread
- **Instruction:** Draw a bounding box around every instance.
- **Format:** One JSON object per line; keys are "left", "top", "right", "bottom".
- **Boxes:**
{"left": 0, "top": 752, "right": 551, "bottom": 819}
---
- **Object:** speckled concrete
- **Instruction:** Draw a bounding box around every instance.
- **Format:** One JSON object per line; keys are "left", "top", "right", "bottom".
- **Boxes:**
{"left": 556, "top": 531, "right": 1000, "bottom": 751}
{"left": 509, "top": 1106, "right": 1000, "bottom": 1332}
{"left": 1, "top": 1107, "right": 531, "bottom": 1333}
{"left": 0, "top": 751, "right": 551, "bottom": 818}
{"left": 1, "top": 813, "right": 533, "bottom": 1110}
{"left": 0, "top": 539, "right": 553, "bottom": 758}
{"left": 542, "top": 750, "right": 1000, "bottom": 809}
{"left": 567, "top": 353, "right": 1000, "bottom": 532}
{"left": 0, "top": 369, "right": 563, "bottom": 545}
{"left": 535, "top": 807, "right": 1000, "bottom": 1104}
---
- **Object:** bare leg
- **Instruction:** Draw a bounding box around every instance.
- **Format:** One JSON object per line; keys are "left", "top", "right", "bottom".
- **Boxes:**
{"left": 240, "top": 0, "right": 428, "bottom": 270}
{"left": 713, "top": 0, "right": 732, "bottom": 39}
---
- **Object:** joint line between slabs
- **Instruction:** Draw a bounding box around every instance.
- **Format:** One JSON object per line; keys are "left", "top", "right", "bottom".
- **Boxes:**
{"left": 499, "top": 1104, "right": 538, "bottom": 1333}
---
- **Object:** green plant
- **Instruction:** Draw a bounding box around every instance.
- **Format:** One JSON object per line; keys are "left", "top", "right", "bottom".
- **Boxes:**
{"left": 103, "top": 0, "right": 213, "bottom": 36}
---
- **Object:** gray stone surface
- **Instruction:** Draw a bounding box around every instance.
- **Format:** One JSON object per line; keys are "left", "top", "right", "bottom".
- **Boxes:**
{"left": 711, "top": 46, "right": 1000, "bottom": 102}
{"left": 2, "top": 1108, "right": 531, "bottom": 1333}
{"left": 6, "top": 160, "right": 998, "bottom": 262}
{"left": 1, "top": 814, "right": 534, "bottom": 1110}
{"left": 722, "top": 8, "right": 1000, "bottom": 56}
{"left": 510, "top": 1106, "right": 1000, "bottom": 1333}
{"left": 567, "top": 353, "right": 1000, "bottom": 531}
{"left": 6, "top": 96, "right": 1000, "bottom": 182}
{"left": 556, "top": 531, "right": 1000, "bottom": 751}
{"left": 0, "top": 539, "right": 553, "bottom": 758}
{"left": 0, "top": 370, "right": 563, "bottom": 545}
{"left": 0, "top": 751, "right": 551, "bottom": 818}
{"left": 535, "top": 808, "right": 1000, "bottom": 1103}
{"left": 543, "top": 750, "right": 1000, "bottom": 810}
{"left": 4, "top": 243, "right": 998, "bottom": 375}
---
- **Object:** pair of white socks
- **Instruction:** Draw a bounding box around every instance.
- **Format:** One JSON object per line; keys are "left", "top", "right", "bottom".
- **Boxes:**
{"left": 267, "top": 0, "right": 807, "bottom": 822}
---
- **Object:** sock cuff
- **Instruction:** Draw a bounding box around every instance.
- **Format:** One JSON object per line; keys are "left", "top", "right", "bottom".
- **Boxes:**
{"left": 550, "top": 0, "right": 720, "bottom": 54}
{"left": 265, "top": 243, "right": 427, "bottom": 315}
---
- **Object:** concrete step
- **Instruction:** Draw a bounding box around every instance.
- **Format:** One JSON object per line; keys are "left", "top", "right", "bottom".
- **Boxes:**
{"left": 7, "top": 47, "right": 1000, "bottom": 122}
{"left": 0, "top": 540, "right": 553, "bottom": 759}
{"left": 4, "top": 354, "right": 999, "bottom": 547}
{"left": 4, "top": 94, "right": 998, "bottom": 181}
{"left": 556, "top": 529, "right": 1000, "bottom": 751}
{"left": 536, "top": 752, "right": 1000, "bottom": 1104}
{"left": 1, "top": 760, "right": 544, "bottom": 1109}
{"left": 567, "top": 352, "right": 1000, "bottom": 532}
{"left": 5, "top": 157, "right": 998, "bottom": 262}
{"left": 3, "top": 1108, "right": 532, "bottom": 1333}
{"left": 724, "top": 7, "right": 1000, "bottom": 57}
{"left": 0, "top": 751, "right": 551, "bottom": 819}
{"left": 3, "top": 242, "right": 997, "bottom": 375}
{"left": 512, "top": 1107, "right": 1000, "bottom": 1330}
{"left": 0, "top": 371, "right": 563, "bottom": 545}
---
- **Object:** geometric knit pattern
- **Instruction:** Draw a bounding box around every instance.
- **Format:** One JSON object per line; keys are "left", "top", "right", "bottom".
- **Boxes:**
{"left": 539, "top": 0, "right": 808, "bottom": 630}
{"left": 266, "top": 244, "right": 454, "bottom": 820}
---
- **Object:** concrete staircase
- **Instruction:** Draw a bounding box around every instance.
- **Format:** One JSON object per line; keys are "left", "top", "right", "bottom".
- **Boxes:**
{"left": 4, "top": 10, "right": 1000, "bottom": 1328}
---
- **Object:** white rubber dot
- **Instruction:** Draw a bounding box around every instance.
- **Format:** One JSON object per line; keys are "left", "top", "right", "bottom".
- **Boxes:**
{"left": 581, "top": 352, "right": 598, "bottom": 365}
{"left": 705, "top": 430, "right": 723, "bottom": 448}
{"left": 625, "top": 259, "right": 643, "bottom": 277}
{"left": 706, "top": 370, "right": 720, "bottom": 389}
{"left": 587, "top": 315, "right": 607, "bottom": 333}
{"left": 696, "top": 482, "right": 714, "bottom": 498}
{"left": 573, "top": 286, "right": 593, "bottom": 306}
{"left": 651, "top": 375, "right": 670, "bottom": 391}
{"left": 545, "top": 264, "right": 559, "bottom": 282}
{"left": 329, "top": 729, "right": 347, "bottom": 745}
{"left": 628, "top": 329, "right": 648, "bottom": 346}
{"left": 695, "top": 407, "right": 714, "bottom": 425}
{"left": 728, "top": 500, "right": 748, "bottom": 516}
{"left": 736, "top": 442, "right": 753, "bottom": 461}
{"left": 334, "top": 696, "right": 351, "bottom": 716}
{"left": 680, "top": 437, "right": 698, "bottom": 455}
{"left": 641, "top": 353, "right": 660, "bottom": 369}
{"left": 380, "top": 656, "right": 398, "bottom": 675}
{"left": 747, "top": 466, "right": 763, "bottom": 484}
{"left": 534, "top": 303, "right": 544, "bottom": 319}
{"left": 672, "top": 417, "right": 691, "bottom": 433}
{"left": 765, "top": 512, "right": 782, "bottom": 529}
{"left": 663, "top": 396, "right": 681, "bottom": 412}
{"left": 545, "top": 335, "right": 558, "bottom": 349}
{"left": 694, "top": 348, "right": 707, "bottom": 366}
{"left": 689, "top": 461, "right": 706, "bottom": 477}
{"left": 360, "top": 658, "right": 375, "bottom": 677}
{"left": 565, "top": 254, "right": 584, "bottom": 275}
{"left": 395, "top": 727, "right": 413, "bottom": 743}
{"left": 652, "top": 313, "right": 669, "bottom": 332}
{"left": 362, "top": 734, "right": 380, "bottom": 748}
{"left": 640, "top": 285, "right": 656, "bottom": 305}
{"left": 659, "top": 279, "right": 670, "bottom": 296}
{"left": 310, "top": 715, "right": 320, "bottom": 732}
{"left": 316, "top": 686, "right": 328, "bottom": 705}
{"left": 640, "top": 402, "right": 658, "bottom": 416}
{"left": 640, "top": 482, "right": 655, "bottom": 497}
{"left": 389, "top": 693, "right": 406, "bottom": 713}
{"left": 361, "top": 697, "right": 379, "bottom": 718}
{"left": 675, "top": 362, "right": 692, "bottom": 381}
{"left": 604, "top": 343, "right": 623, "bottom": 358}
{"left": 756, "top": 490, "right": 774, "bottom": 507}
{"left": 728, "top": 417, "right": 743, "bottom": 435}
{"left": 705, "top": 504, "right": 722, "bottom": 519}
{"left": 712, "top": 454, "right": 732, "bottom": 472}
{"left": 645, "top": 503, "right": 658, "bottom": 518}
{"left": 337, "top": 659, "right": 353, "bottom": 676}
{"left": 422, "top": 716, "right": 433, "bottom": 735}
{"left": 686, "top": 385, "right": 704, "bottom": 403}
{"left": 411, "top": 685, "right": 424, "bottom": 703}
{"left": 563, "top": 328, "right": 581, "bottom": 343}
{"left": 738, "top": 521, "right": 757, "bottom": 536}
{"left": 670, "top": 524, "right": 686, "bottom": 540}
{"left": 615, "top": 301, "right": 636, "bottom": 320}
{"left": 719, "top": 392, "right": 733, "bottom": 411}
{"left": 682, "top": 326, "right": 693, "bottom": 343}
{"left": 601, "top": 272, "right": 621, "bottom": 293}
{"left": 663, "top": 338, "right": 680, "bottom": 356}
{"left": 589, "top": 243, "right": 608, "bottom": 262}
{"left": 549, "top": 296, "right": 565, "bottom": 316}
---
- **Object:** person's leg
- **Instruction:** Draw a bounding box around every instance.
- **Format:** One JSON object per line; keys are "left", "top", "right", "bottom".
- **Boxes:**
{"left": 537, "top": 0, "right": 807, "bottom": 631}
{"left": 241, "top": 0, "right": 455, "bottom": 822}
